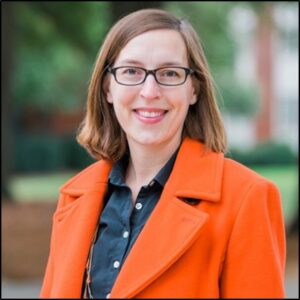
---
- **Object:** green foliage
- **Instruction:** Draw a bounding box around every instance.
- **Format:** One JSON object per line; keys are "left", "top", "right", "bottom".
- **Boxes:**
{"left": 12, "top": 2, "right": 111, "bottom": 113}
{"left": 14, "top": 133, "right": 95, "bottom": 172}
{"left": 14, "top": 134, "right": 66, "bottom": 172}
{"left": 227, "top": 141, "right": 298, "bottom": 166}
{"left": 220, "top": 76, "right": 260, "bottom": 115}
{"left": 63, "top": 137, "right": 96, "bottom": 170}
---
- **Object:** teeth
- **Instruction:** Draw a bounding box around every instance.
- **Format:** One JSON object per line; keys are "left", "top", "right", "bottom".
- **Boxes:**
{"left": 138, "top": 111, "right": 163, "bottom": 118}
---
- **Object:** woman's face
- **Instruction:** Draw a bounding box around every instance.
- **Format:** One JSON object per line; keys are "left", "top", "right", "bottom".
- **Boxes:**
{"left": 107, "top": 29, "right": 196, "bottom": 150}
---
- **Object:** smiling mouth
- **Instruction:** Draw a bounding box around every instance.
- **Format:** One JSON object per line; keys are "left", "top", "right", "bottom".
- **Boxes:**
{"left": 133, "top": 109, "right": 168, "bottom": 124}
{"left": 134, "top": 109, "right": 168, "bottom": 118}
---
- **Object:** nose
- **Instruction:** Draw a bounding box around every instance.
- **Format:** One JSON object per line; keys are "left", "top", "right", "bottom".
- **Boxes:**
{"left": 139, "top": 73, "right": 161, "bottom": 100}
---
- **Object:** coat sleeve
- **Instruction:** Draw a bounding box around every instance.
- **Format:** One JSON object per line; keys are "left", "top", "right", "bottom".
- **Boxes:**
{"left": 220, "top": 179, "right": 286, "bottom": 298}
{"left": 40, "top": 193, "right": 66, "bottom": 298}
{"left": 39, "top": 221, "right": 55, "bottom": 298}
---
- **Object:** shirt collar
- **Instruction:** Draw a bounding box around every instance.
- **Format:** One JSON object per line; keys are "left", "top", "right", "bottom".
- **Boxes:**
{"left": 109, "top": 154, "right": 129, "bottom": 186}
{"left": 109, "top": 148, "right": 179, "bottom": 188}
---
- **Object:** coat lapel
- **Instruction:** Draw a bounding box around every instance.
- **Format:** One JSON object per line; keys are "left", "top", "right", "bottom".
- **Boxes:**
{"left": 111, "top": 138, "right": 224, "bottom": 298}
{"left": 52, "top": 160, "right": 113, "bottom": 297}
{"left": 110, "top": 192, "right": 209, "bottom": 298}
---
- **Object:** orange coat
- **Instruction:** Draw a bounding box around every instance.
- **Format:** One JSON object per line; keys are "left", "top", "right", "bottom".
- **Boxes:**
{"left": 40, "top": 138, "right": 286, "bottom": 298}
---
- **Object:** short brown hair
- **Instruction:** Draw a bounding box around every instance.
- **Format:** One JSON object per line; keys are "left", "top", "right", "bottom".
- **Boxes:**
{"left": 77, "top": 8, "right": 227, "bottom": 162}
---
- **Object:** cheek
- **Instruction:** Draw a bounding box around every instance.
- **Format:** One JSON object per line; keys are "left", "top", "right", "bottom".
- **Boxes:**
{"left": 110, "top": 86, "right": 138, "bottom": 106}
{"left": 175, "top": 89, "right": 196, "bottom": 109}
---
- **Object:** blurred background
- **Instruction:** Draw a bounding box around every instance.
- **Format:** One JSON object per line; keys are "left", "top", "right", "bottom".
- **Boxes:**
{"left": 1, "top": 1, "right": 298, "bottom": 298}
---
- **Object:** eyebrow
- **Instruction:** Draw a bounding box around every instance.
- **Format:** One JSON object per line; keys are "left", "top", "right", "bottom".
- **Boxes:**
{"left": 116, "top": 59, "right": 184, "bottom": 67}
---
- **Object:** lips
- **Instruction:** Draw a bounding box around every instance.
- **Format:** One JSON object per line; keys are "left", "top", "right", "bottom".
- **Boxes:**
{"left": 134, "top": 108, "right": 168, "bottom": 124}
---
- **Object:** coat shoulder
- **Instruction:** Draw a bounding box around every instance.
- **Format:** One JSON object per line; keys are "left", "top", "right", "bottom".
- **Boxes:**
{"left": 223, "top": 157, "right": 277, "bottom": 190}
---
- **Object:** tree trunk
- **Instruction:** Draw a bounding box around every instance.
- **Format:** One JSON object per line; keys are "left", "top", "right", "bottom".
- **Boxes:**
{"left": 1, "top": 2, "right": 15, "bottom": 201}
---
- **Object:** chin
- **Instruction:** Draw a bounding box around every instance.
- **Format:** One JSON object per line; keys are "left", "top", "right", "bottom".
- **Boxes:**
{"left": 131, "top": 134, "right": 165, "bottom": 146}
{"left": 137, "top": 137, "right": 162, "bottom": 146}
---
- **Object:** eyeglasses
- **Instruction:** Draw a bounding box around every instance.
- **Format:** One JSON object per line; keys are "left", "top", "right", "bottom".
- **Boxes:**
{"left": 107, "top": 66, "right": 194, "bottom": 86}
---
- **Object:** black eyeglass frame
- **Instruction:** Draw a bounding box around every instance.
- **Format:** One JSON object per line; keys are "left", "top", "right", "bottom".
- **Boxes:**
{"left": 107, "top": 66, "right": 194, "bottom": 86}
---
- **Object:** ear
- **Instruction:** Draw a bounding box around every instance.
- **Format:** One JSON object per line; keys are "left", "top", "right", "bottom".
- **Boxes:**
{"left": 106, "top": 90, "right": 113, "bottom": 104}
{"left": 104, "top": 75, "right": 113, "bottom": 103}
{"left": 190, "top": 92, "right": 197, "bottom": 105}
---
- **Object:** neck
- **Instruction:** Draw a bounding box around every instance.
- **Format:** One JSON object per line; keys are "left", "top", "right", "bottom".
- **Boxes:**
{"left": 126, "top": 138, "right": 181, "bottom": 188}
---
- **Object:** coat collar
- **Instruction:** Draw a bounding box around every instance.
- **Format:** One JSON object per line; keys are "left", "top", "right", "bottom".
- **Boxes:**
{"left": 60, "top": 159, "right": 112, "bottom": 197}
{"left": 60, "top": 137, "right": 224, "bottom": 202}
{"left": 167, "top": 137, "right": 224, "bottom": 202}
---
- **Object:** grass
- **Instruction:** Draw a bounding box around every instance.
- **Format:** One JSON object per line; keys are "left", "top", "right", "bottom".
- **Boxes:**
{"left": 8, "top": 164, "right": 298, "bottom": 227}
{"left": 8, "top": 171, "right": 76, "bottom": 202}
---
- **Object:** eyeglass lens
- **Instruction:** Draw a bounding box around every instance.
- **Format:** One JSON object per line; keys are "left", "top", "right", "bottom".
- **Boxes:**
{"left": 112, "top": 67, "right": 191, "bottom": 86}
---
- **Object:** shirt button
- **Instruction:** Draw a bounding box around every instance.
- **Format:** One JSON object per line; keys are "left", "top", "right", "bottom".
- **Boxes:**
{"left": 135, "top": 203, "right": 143, "bottom": 210}
{"left": 113, "top": 260, "right": 120, "bottom": 269}
{"left": 149, "top": 180, "right": 155, "bottom": 187}
{"left": 106, "top": 293, "right": 111, "bottom": 298}
{"left": 123, "top": 230, "right": 129, "bottom": 238}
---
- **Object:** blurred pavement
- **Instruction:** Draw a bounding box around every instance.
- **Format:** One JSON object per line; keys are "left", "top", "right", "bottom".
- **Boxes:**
{"left": 2, "top": 279, "right": 41, "bottom": 298}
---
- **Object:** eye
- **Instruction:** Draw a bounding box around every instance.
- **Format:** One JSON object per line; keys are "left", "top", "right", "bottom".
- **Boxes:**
{"left": 125, "top": 68, "right": 137, "bottom": 75}
{"left": 160, "top": 69, "right": 180, "bottom": 77}
{"left": 121, "top": 68, "right": 143, "bottom": 76}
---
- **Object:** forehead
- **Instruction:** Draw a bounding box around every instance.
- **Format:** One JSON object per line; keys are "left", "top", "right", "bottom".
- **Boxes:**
{"left": 114, "top": 29, "right": 188, "bottom": 66}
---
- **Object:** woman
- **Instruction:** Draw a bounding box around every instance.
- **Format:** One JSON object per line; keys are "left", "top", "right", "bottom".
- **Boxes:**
{"left": 40, "top": 8, "right": 286, "bottom": 298}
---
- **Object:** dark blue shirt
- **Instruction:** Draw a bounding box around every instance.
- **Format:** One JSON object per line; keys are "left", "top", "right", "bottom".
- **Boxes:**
{"left": 90, "top": 151, "right": 178, "bottom": 298}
